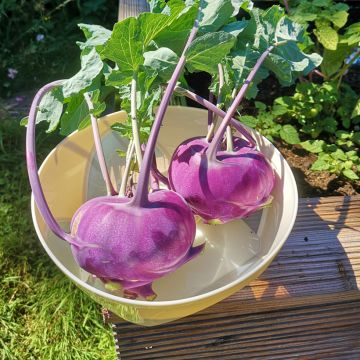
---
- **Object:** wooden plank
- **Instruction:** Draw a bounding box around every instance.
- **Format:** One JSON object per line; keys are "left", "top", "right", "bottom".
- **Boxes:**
{"left": 107, "top": 196, "right": 360, "bottom": 359}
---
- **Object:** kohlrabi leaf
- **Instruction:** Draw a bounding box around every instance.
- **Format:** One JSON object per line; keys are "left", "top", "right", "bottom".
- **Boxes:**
{"left": 105, "top": 69, "right": 133, "bottom": 87}
{"left": 36, "top": 86, "right": 64, "bottom": 133}
{"left": 275, "top": 17, "right": 304, "bottom": 42}
{"left": 266, "top": 42, "right": 322, "bottom": 85}
{"left": 137, "top": 86, "right": 162, "bottom": 124}
{"left": 138, "top": 12, "right": 183, "bottom": 47}
{"left": 102, "top": 17, "right": 143, "bottom": 72}
{"left": 162, "top": 0, "right": 188, "bottom": 16}
{"left": 229, "top": 45, "right": 269, "bottom": 97}
{"left": 62, "top": 48, "right": 103, "bottom": 98}
{"left": 144, "top": 47, "right": 179, "bottom": 80}
{"left": 60, "top": 95, "right": 90, "bottom": 135}
{"left": 186, "top": 32, "right": 236, "bottom": 73}
{"left": 153, "top": 2, "right": 198, "bottom": 54}
{"left": 149, "top": 0, "right": 167, "bottom": 13}
{"left": 222, "top": 20, "right": 248, "bottom": 37}
{"left": 230, "top": 0, "right": 252, "bottom": 16}
{"left": 199, "top": 0, "right": 235, "bottom": 33}
{"left": 77, "top": 24, "right": 112, "bottom": 52}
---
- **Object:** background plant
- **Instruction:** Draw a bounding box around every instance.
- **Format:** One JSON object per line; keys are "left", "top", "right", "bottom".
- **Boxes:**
{"left": 0, "top": 0, "right": 117, "bottom": 97}
{"left": 288, "top": 0, "right": 360, "bottom": 84}
{"left": 241, "top": 81, "right": 360, "bottom": 180}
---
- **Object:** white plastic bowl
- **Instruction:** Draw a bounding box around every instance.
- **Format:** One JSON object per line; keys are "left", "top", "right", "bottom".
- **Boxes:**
{"left": 31, "top": 106, "right": 298, "bottom": 326}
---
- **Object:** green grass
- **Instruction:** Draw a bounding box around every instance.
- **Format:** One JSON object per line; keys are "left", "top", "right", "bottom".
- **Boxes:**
{"left": 0, "top": 118, "right": 116, "bottom": 360}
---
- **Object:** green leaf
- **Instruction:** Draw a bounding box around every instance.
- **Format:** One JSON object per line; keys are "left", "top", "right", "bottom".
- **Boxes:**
{"left": 329, "top": 11, "right": 348, "bottom": 29}
{"left": 105, "top": 69, "right": 133, "bottom": 87}
{"left": 36, "top": 87, "right": 64, "bottom": 133}
{"left": 77, "top": 24, "right": 112, "bottom": 51}
{"left": 313, "top": 0, "right": 331, "bottom": 6}
{"left": 254, "top": 101, "right": 266, "bottom": 110}
{"left": 60, "top": 95, "right": 89, "bottom": 136}
{"left": 144, "top": 47, "right": 179, "bottom": 80}
{"left": 102, "top": 17, "right": 143, "bottom": 72}
{"left": 265, "top": 53, "right": 293, "bottom": 84}
{"left": 239, "top": 115, "right": 257, "bottom": 128}
{"left": 186, "top": 32, "right": 236, "bottom": 73}
{"left": 311, "top": 158, "right": 330, "bottom": 171}
{"left": 321, "top": 44, "right": 352, "bottom": 77}
{"left": 275, "top": 17, "right": 304, "bottom": 42}
{"left": 343, "top": 169, "right": 359, "bottom": 180}
{"left": 335, "top": 130, "right": 351, "bottom": 140}
{"left": 20, "top": 116, "right": 28, "bottom": 126}
{"left": 149, "top": 0, "right": 167, "bottom": 13}
{"left": 301, "top": 140, "right": 325, "bottom": 153}
{"left": 229, "top": 46, "right": 269, "bottom": 98}
{"left": 222, "top": 21, "right": 248, "bottom": 37}
{"left": 62, "top": 48, "right": 103, "bottom": 98}
{"left": 279, "top": 124, "right": 300, "bottom": 144}
{"left": 153, "top": 3, "right": 198, "bottom": 54}
{"left": 342, "top": 22, "right": 360, "bottom": 46}
{"left": 268, "top": 42, "right": 322, "bottom": 85}
{"left": 346, "top": 150, "right": 358, "bottom": 161}
{"left": 314, "top": 20, "right": 338, "bottom": 50}
{"left": 137, "top": 12, "right": 181, "bottom": 47}
{"left": 230, "top": 0, "right": 252, "bottom": 16}
{"left": 237, "top": 6, "right": 322, "bottom": 85}
{"left": 351, "top": 99, "right": 360, "bottom": 119}
{"left": 199, "top": 0, "right": 235, "bottom": 33}
{"left": 330, "top": 148, "right": 347, "bottom": 161}
{"left": 352, "top": 132, "right": 360, "bottom": 146}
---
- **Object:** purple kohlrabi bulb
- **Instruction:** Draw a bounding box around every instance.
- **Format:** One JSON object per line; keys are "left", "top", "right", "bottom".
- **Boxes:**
{"left": 169, "top": 136, "right": 275, "bottom": 224}
{"left": 70, "top": 189, "right": 204, "bottom": 300}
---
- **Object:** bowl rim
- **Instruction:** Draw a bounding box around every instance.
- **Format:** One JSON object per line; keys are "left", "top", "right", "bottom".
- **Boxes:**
{"left": 31, "top": 106, "right": 298, "bottom": 307}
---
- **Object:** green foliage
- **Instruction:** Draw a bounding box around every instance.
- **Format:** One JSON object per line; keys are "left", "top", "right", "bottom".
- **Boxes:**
{"left": 302, "top": 139, "right": 359, "bottom": 180}
{"left": 186, "top": 32, "right": 236, "bottom": 73}
{"left": 0, "top": 0, "right": 118, "bottom": 97}
{"left": 240, "top": 81, "right": 359, "bottom": 181}
{"left": 0, "top": 118, "right": 115, "bottom": 359}
{"left": 239, "top": 101, "right": 300, "bottom": 144}
{"left": 209, "top": 5, "right": 322, "bottom": 106}
{"left": 288, "top": 0, "right": 360, "bottom": 80}
{"left": 274, "top": 82, "right": 359, "bottom": 137}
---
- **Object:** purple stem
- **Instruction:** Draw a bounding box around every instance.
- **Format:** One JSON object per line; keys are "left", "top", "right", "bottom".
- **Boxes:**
{"left": 151, "top": 162, "right": 170, "bottom": 188}
{"left": 174, "top": 86, "right": 256, "bottom": 148}
{"left": 207, "top": 92, "right": 214, "bottom": 131}
{"left": 26, "top": 80, "right": 74, "bottom": 244}
{"left": 207, "top": 45, "right": 275, "bottom": 161}
{"left": 150, "top": 156, "right": 160, "bottom": 190}
{"left": 130, "top": 15, "right": 200, "bottom": 207}
{"left": 84, "top": 93, "right": 117, "bottom": 196}
{"left": 141, "top": 143, "right": 168, "bottom": 189}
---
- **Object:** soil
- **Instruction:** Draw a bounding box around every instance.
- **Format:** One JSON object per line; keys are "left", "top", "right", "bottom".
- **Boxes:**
{"left": 274, "top": 142, "right": 360, "bottom": 197}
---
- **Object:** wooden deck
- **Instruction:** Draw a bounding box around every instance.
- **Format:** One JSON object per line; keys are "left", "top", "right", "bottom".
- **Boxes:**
{"left": 106, "top": 196, "right": 360, "bottom": 359}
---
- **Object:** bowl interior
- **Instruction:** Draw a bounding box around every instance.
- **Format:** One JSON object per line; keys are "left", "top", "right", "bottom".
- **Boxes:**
{"left": 33, "top": 106, "right": 298, "bottom": 302}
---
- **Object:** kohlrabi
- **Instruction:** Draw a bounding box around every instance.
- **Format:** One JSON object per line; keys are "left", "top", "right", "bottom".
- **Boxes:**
{"left": 26, "top": 1, "right": 324, "bottom": 300}
{"left": 26, "top": 12, "right": 204, "bottom": 300}
{"left": 169, "top": 45, "right": 279, "bottom": 224}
